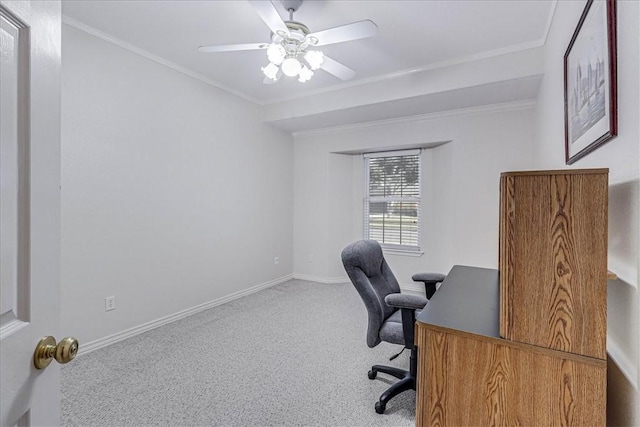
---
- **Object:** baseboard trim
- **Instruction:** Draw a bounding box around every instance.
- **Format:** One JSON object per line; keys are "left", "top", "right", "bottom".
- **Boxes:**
{"left": 607, "top": 337, "right": 639, "bottom": 390}
{"left": 79, "top": 274, "right": 294, "bottom": 356}
{"left": 79, "top": 274, "right": 430, "bottom": 355}
{"left": 292, "top": 273, "right": 426, "bottom": 296}
{"left": 292, "top": 273, "right": 349, "bottom": 284}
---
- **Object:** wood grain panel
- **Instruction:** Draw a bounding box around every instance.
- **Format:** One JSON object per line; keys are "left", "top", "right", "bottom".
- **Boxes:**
{"left": 499, "top": 170, "right": 608, "bottom": 359}
{"left": 501, "top": 168, "right": 608, "bottom": 177}
{"left": 499, "top": 175, "right": 515, "bottom": 339}
{"left": 416, "top": 325, "right": 606, "bottom": 427}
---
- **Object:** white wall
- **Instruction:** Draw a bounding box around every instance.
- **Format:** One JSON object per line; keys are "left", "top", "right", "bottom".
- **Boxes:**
{"left": 293, "top": 104, "right": 536, "bottom": 286}
{"left": 61, "top": 25, "right": 294, "bottom": 345}
{"left": 533, "top": 1, "right": 639, "bottom": 424}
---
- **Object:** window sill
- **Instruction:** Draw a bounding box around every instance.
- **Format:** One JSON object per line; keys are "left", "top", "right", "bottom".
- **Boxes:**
{"left": 382, "top": 248, "right": 424, "bottom": 257}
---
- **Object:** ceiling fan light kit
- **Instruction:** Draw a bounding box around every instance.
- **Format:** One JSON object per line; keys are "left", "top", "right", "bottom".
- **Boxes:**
{"left": 263, "top": 20, "right": 322, "bottom": 81}
{"left": 281, "top": 56, "right": 302, "bottom": 77}
{"left": 304, "top": 50, "right": 324, "bottom": 70}
{"left": 198, "top": 0, "right": 378, "bottom": 85}
{"left": 261, "top": 62, "right": 280, "bottom": 80}
{"left": 266, "top": 43, "right": 286, "bottom": 65}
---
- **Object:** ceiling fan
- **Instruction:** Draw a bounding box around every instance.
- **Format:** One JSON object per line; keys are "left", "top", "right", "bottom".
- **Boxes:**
{"left": 198, "top": 0, "right": 378, "bottom": 84}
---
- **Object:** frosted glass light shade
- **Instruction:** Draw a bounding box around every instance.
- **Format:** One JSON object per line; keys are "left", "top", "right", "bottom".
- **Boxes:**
{"left": 266, "top": 44, "right": 285, "bottom": 65}
{"left": 281, "top": 57, "right": 302, "bottom": 77}
{"left": 304, "top": 50, "right": 324, "bottom": 70}
{"left": 261, "top": 62, "right": 279, "bottom": 80}
{"left": 298, "top": 65, "right": 313, "bottom": 82}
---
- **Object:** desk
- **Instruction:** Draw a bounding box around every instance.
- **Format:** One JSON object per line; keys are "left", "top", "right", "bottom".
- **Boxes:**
{"left": 416, "top": 265, "right": 499, "bottom": 337}
{"left": 414, "top": 265, "right": 606, "bottom": 426}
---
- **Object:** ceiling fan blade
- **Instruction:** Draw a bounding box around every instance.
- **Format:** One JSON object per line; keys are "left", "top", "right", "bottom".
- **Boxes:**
{"left": 199, "top": 43, "right": 267, "bottom": 53}
{"left": 320, "top": 56, "right": 356, "bottom": 81}
{"left": 308, "top": 20, "right": 377, "bottom": 46}
{"left": 248, "top": 0, "right": 290, "bottom": 37}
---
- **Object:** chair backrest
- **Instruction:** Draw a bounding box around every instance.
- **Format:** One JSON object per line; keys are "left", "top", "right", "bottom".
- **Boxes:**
{"left": 341, "top": 239, "right": 401, "bottom": 348}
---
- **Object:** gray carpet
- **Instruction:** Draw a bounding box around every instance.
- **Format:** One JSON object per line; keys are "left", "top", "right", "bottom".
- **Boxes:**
{"left": 61, "top": 280, "right": 416, "bottom": 426}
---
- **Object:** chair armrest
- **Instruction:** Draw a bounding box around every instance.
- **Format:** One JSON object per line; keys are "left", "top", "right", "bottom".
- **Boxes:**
{"left": 411, "top": 272, "right": 446, "bottom": 284}
{"left": 384, "top": 293, "right": 428, "bottom": 311}
{"left": 411, "top": 273, "right": 446, "bottom": 300}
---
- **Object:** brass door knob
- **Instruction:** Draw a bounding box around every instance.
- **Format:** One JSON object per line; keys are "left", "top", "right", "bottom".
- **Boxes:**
{"left": 33, "top": 336, "right": 79, "bottom": 369}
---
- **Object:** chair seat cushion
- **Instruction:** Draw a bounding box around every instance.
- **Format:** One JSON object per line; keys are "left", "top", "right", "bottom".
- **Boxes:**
{"left": 379, "top": 309, "right": 421, "bottom": 345}
{"left": 379, "top": 320, "right": 404, "bottom": 345}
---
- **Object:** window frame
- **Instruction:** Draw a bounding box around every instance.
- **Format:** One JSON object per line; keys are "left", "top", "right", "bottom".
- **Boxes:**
{"left": 363, "top": 149, "right": 422, "bottom": 253}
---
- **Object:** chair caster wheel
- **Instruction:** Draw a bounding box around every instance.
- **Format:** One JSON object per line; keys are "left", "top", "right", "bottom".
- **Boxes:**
{"left": 375, "top": 401, "right": 385, "bottom": 414}
{"left": 368, "top": 369, "right": 377, "bottom": 380}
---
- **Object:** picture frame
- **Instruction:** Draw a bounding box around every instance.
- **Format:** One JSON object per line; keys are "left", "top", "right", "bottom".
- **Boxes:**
{"left": 564, "top": 0, "right": 617, "bottom": 165}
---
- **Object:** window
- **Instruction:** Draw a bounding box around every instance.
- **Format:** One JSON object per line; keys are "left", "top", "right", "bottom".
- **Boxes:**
{"left": 364, "top": 150, "right": 421, "bottom": 252}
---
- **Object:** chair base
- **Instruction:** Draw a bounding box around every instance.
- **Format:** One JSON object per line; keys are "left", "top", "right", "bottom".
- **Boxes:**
{"left": 368, "top": 348, "right": 417, "bottom": 414}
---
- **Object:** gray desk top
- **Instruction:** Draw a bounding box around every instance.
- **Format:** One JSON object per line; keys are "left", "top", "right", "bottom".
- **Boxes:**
{"left": 416, "top": 265, "right": 500, "bottom": 338}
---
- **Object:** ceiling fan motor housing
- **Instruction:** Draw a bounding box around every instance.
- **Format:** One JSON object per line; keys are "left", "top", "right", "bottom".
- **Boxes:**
{"left": 281, "top": 0, "right": 303, "bottom": 13}
{"left": 272, "top": 21, "right": 317, "bottom": 57}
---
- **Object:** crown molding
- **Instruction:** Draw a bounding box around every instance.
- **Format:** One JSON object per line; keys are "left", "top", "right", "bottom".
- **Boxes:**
{"left": 62, "top": 15, "right": 264, "bottom": 105}
{"left": 541, "top": 0, "right": 559, "bottom": 46}
{"left": 292, "top": 99, "right": 537, "bottom": 138}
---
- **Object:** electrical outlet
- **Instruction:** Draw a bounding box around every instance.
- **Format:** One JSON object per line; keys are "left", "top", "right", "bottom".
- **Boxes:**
{"left": 105, "top": 296, "right": 115, "bottom": 311}
{"left": 274, "top": 256, "right": 280, "bottom": 265}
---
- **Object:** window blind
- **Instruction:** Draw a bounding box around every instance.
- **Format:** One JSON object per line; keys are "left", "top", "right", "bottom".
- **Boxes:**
{"left": 364, "top": 150, "right": 421, "bottom": 251}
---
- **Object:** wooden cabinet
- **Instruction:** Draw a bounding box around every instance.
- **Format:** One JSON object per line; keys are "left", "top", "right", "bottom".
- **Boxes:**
{"left": 416, "top": 169, "right": 608, "bottom": 426}
{"left": 499, "top": 169, "right": 608, "bottom": 359}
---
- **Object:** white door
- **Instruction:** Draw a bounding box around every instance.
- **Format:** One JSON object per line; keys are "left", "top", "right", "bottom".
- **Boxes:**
{"left": 0, "top": 0, "right": 64, "bottom": 425}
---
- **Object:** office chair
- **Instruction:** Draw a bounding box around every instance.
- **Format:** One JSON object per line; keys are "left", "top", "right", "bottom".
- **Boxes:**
{"left": 341, "top": 239, "right": 445, "bottom": 414}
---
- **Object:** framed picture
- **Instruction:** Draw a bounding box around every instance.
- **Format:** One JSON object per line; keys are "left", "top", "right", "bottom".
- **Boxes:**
{"left": 564, "top": 0, "right": 617, "bottom": 165}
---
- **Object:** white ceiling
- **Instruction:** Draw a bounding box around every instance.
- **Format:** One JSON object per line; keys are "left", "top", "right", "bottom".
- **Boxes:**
{"left": 62, "top": 0, "right": 555, "bottom": 106}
